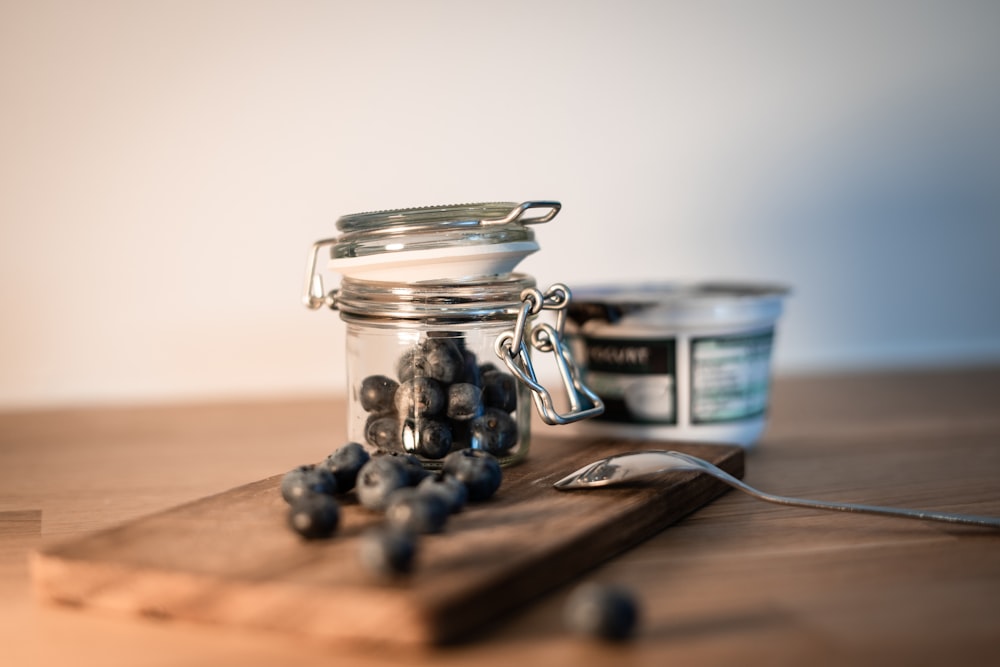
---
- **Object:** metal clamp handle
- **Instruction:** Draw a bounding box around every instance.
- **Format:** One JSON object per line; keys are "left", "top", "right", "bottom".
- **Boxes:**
{"left": 481, "top": 200, "right": 562, "bottom": 226}
{"left": 302, "top": 238, "right": 338, "bottom": 310}
{"left": 495, "top": 284, "right": 604, "bottom": 425}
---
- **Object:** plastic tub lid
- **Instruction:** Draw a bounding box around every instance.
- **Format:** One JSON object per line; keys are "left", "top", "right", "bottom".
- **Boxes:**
{"left": 568, "top": 281, "right": 790, "bottom": 330}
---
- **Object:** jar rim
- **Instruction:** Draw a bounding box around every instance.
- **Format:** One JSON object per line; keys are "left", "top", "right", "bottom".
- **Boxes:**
{"left": 334, "top": 273, "right": 537, "bottom": 323}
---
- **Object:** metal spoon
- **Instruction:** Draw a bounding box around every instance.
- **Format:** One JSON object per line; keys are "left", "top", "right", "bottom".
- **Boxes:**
{"left": 553, "top": 450, "right": 1000, "bottom": 529}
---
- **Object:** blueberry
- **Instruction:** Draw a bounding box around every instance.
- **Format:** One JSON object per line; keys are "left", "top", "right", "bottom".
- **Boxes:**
{"left": 359, "top": 526, "right": 418, "bottom": 578}
{"left": 385, "top": 487, "right": 450, "bottom": 534}
{"left": 359, "top": 375, "right": 398, "bottom": 414}
{"left": 287, "top": 494, "right": 340, "bottom": 539}
{"left": 563, "top": 583, "right": 640, "bottom": 641}
{"left": 468, "top": 408, "right": 519, "bottom": 455}
{"left": 375, "top": 451, "right": 429, "bottom": 485}
{"left": 365, "top": 414, "right": 402, "bottom": 451}
{"left": 442, "top": 449, "right": 502, "bottom": 502}
{"left": 394, "top": 346, "right": 426, "bottom": 384}
{"left": 419, "top": 338, "right": 465, "bottom": 384}
{"left": 402, "top": 418, "right": 453, "bottom": 460}
{"left": 446, "top": 383, "right": 484, "bottom": 421}
{"left": 482, "top": 369, "right": 518, "bottom": 412}
{"left": 458, "top": 348, "right": 482, "bottom": 384}
{"left": 355, "top": 456, "right": 411, "bottom": 511}
{"left": 280, "top": 464, "right": 337, "bottom": 504}
{"left": 322, "top": 441, "right": 370, "bottom": 492}
{"left": 416, "top": 472, "right": 468, "bottom": 514}
{"left": 396, "top": 339, "right": 464, "bottom": 384}
{"left": 394, "top": 377, "right": 445, "bottom": 419}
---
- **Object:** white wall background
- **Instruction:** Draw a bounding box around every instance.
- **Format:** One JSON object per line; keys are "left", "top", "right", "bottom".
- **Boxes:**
{"left": 2, "top": 0, "right": 999, "bottom": 408}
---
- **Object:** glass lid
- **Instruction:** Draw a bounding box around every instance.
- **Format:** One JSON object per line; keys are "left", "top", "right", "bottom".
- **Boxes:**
{"left": 304, "top": 201, "right": 561, "bottom": 307}
{"left": 327, "top": 200, "right": 560, "bottom": 283}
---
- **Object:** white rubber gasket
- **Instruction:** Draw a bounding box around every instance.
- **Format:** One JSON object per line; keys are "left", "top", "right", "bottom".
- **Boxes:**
{"left": 329, "top": 241, "right": 539, "bottom": 282}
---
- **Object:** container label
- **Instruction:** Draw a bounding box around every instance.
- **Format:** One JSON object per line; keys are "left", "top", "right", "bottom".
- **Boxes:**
{"left": 690, "top": 329, "right": 774, "bottom": 424}
{"left": 581, "top": 337, "right": 677, "bottom": 424}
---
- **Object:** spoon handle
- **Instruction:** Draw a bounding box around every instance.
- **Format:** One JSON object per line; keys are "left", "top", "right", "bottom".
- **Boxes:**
{"left": 670, "top": 452, "right": 1000, "bottom": 529}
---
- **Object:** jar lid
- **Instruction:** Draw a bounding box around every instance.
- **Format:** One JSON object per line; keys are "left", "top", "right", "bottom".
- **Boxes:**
{"left": 568, "top": 281, "right": 790, "bottom": 330}
{"left": 327, "top": 201, "right": 560, "bottom": 282}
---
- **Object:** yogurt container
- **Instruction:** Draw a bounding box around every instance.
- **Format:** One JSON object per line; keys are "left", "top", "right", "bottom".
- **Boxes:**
{"left": 565, "top": 282, "right": 789, "bottom": 448}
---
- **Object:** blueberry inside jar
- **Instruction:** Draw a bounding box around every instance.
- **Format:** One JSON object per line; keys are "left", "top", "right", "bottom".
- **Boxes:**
{"left": 340, "top": 275, "right": 535, "bottom": 468}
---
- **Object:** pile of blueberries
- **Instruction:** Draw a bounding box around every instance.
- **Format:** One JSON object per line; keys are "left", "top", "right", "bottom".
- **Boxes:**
{"left": 361, "top": 337, "right": 520, "bottom": 460}
{"left": 280, "top": 442, "right": 502, "bottom": 578}
{"left": 280, "top": 442, "right": 641, "bottom": 641}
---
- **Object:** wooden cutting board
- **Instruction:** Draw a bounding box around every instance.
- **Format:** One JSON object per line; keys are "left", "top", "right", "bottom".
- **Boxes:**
{"left": 30, "top": 437, "right": 743, "bottom": 645}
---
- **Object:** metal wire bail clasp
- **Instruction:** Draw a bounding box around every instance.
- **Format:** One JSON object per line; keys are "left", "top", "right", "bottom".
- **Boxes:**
{"left": 494, "top": 284, "right": 604, "bottom": 425}
{"left": 302, "top": 238, "right": 338, "bottom": 310}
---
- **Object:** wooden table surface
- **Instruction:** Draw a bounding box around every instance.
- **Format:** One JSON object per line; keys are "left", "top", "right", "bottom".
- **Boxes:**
{"left": 2, "top": 367, "right": 999, "bottom": 666}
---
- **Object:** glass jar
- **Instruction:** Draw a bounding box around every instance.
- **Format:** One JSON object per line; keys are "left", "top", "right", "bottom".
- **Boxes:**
{"left": 303, "top": 201, "right": 603, "bottom": 467}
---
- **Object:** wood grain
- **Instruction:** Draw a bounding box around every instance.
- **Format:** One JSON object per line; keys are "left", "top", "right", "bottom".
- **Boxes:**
{"left": 6, "top": 369, "right": 1000, "bottom": 666}
{"left": 30, "top": 439, "right": 743, "bottom": 645}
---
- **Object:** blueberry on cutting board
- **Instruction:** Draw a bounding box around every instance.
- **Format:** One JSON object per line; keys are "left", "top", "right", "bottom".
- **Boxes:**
{"left": 416, "top": 473, "right": 468, "bottom": 514}
{"left": 384, "top": 488, "right": 449, "bottom": 534}
{"left": 287, "top": 495, "right": 340, "bottom": 540}
{"left": 355, "top": 456, "right": 412, "bottom": 511}
{"left": 280, "top": 465, "right": 337, "bottom": 504}
{"left": 441, "top": 449, "right": 502, "bottom": 502}
{"left": 322, "top": 441, "right": 370, "bottom": 492}
{"left": 359, "top": 527, "right": 418, "bottom": 578}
